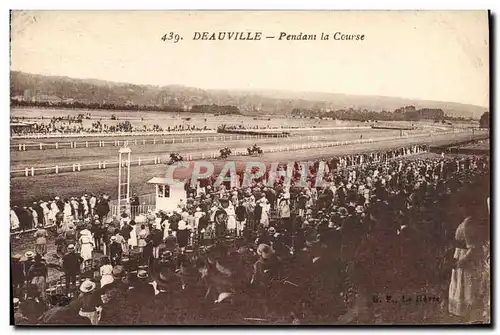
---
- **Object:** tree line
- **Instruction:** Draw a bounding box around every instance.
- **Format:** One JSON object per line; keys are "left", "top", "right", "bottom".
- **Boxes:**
{"left": 291, "top": 105, "right": 472, "bottom": 122}
{"left": 11, "top": 100, "right": 241, "bottom": 115}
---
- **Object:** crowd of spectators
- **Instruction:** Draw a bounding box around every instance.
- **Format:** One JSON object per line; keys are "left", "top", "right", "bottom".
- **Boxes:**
{"left": 11, "top": 144, "right": 490, "bottom": 325}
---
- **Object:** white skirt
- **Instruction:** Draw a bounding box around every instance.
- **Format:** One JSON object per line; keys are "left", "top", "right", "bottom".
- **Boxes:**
{"left": 227, "top": 215, "right": 237, "bottom": 230}
{"left": 100, "top": 274, "right": 114, "bottom": 288}
{"left": 80, "top": 244, "right": 93, "bottom": 261}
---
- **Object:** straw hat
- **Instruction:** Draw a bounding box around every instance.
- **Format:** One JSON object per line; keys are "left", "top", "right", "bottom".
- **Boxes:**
{"left": 110, "top": 236, "right": 117, "bottom": 242}
{"left": 67, "top": 244, "right": 75, "bottom": 251}
{"left": 137, "top": 270, "right": 149, "bottom": 280}
{"left": 25, "top": 251, "right": 34, "bottom": 259}
{"left": 337, "top": 207, "right": 349, "bottom": 218}
{"left": 355, "top": 205, "right": 365, "bottom": 214}
{"left": 12, "top": 254, "right": 22, "bottom": 260}
{"left": 79, "top": 280, "right": 96, "bottom": 293}
{"left": 256, "top": 244, "right": 275, "bottom": 259}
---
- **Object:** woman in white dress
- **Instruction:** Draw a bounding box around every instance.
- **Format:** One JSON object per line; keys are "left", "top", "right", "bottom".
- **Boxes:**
{"left": 79, "top": 230, "right": 95, "bottom": 261}
{"left": 448, "top": 215, "right": 485, "bottom": 321}
{"left": 225, "top": 203, "right": 237, "bottom": 233}
{"left": 49, "top": 201, "right": 59, "bottom": 226}
{"left": 194, "top": 207, "right": 204, "bottom": 229}
{"left": 63, "top": 201, "right": 73, "bottom": 224}
{"left": 99, "top": 257, "right": 114, "bottom": 288}
{"left": 40, "top": 201, "right": 50, "bottom": 227}
{"left": 259, "top": 200, "right": 270, "bottom": 228}
{"left": 10, "top": 209, "right": 19, "bottom": 231}
{"left": 128, "top": 221, "right": 138, "bottom": 250}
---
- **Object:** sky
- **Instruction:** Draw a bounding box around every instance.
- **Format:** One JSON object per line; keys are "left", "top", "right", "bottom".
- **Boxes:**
{"left": 10, "top": 10, "right": 489, "bottom": 107}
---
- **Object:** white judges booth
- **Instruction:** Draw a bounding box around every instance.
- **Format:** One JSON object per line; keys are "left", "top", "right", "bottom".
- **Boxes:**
{"left": 147, "top": 177, "right": 187, "bottom": 212}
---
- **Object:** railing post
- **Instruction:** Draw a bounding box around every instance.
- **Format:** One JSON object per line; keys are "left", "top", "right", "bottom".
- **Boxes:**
{"left": 143, "top": 139, "right": 146, "bottom": 145}
{"left": 77, "top": 164, "right": 81, "bottom": 171}
{"left": 18, "top": 144, "right": 22, "bottom": 151}
{"left": 103, "top": 162, "right": 106, "bottom": 169}
{"left": 25, "top": 168, "right": 28, "bottom": 177}
{"left": 31, "top": 167, "right": 34, "bottom": 176}
{"left": 72, "top": 164, "right": 76, "bottom": 172}
{"left": 23, "top": 144, "right": 26, "bottom": 151}
{"left": 55, "top": 165, "right": 59, "bottom": 174}
{"left": 39, "top": 143, "right": 43, "bottom": 150}
{"left": 85, "top": 141, "right": 89, "bottom": 148}
{"left": 98, "top": 162, "right": 102, "bottom": 169}
{"left": 138, "top": 158, "right": 141, "bottom": 166}
{"left": 55, "top": 142, "right": 58, "bottom": 149}
{"left": 153, "top": 139, "right": 156, "bottom": 144}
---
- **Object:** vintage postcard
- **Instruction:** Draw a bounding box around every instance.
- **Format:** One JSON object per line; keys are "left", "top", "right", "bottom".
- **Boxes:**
{"left": 9, "top": 10, "right": 490, "bottom": 325}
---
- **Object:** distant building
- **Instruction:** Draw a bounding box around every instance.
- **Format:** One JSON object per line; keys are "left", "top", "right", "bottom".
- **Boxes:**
{"left": 23, "top": 89, "right": 32, "bottom": 101}
{"left": 35, "top": 94, "right": 62, "bottom": 104}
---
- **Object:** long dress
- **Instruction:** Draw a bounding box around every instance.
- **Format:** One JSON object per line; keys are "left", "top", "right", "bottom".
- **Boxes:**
{"left": 10, "top": 209, "right": 19, "bottom": 230}
{"left": 260, "top": 203, "right": 270, "bottom": 227}
{"left": 99, "top": 264, "right": 114, "bottom": 288}
{"left": 63, "top": 203, "right": 72, "bottom": 223}
{"left": 34, "top": 229, "right": 48, "bottom": 256}
{"left": 49, "top": 202, "right": 59, "bottom": 225}
{"left": 40, "top": 203, "right": 50, "bottom": 226}
{"left": 79, "top": 235, "right": 95, "bottom": 261}
{"left": 225, "top": 205, "right": 237, "bottom": 231}
{"left": 448, "top": 218, "right": 485, "bottom": 319}
{"left": 128, "top": 224, "right": 138, "bottom": 248}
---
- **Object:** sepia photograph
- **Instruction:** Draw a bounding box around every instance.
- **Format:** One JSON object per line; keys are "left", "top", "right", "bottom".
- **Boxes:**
{"left": 9, "top": 10, "right": 491, "bottom": 326}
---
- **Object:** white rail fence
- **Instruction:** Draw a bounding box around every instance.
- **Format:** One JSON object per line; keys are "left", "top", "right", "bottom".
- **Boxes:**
{"left": 12, "top": 137, "right": 377, "bottom": 177}
{"left": 11, "top": 129, "right": 481, "bottom": 178}
{"left": 11, "top": 130, "right": 217, "bottom": 139}
{"left": 12, "top": 133, "right": 295, "bottom": 151}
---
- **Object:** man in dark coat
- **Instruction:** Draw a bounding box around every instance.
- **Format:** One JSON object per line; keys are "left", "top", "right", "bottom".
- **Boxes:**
{"left": 109, "top": 236, "right": 123, "bottom": 266}
{"left": 62, "top": 244, "right": 83, "bottom": 294}
{"left": 11, "top": 254, "right": 25, "bottom": 297}
{"left": 96, "top": 196, "right": 110, "bottom": 222}
{"left": 150, "top": 227, "right": 163, "bottom": 259}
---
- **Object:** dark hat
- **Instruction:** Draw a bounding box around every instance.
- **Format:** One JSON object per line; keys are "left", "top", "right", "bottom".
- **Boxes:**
{"left": 155, "top": 269, "right": 179, "bottom": 290}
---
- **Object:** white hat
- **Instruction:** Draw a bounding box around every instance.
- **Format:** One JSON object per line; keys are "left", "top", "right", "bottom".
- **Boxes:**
{"left": 54, "top": 196, "right": 60, "bottom": 200}
{"left": 80, "top": 279, "right": 96, "bottom": 293}
{"left": 196, "top": 207, "right": 201, "bottom": 211}
{"left": 67, "top": 244, "right": 75, "bottom": 251}
{"left": 110, "top": 236, "right": 117, "bottom": 242}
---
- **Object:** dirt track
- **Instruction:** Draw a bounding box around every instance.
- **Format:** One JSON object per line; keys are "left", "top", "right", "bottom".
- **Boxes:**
{"left": 10, "top": 131, "right": 485, "bottom": 204}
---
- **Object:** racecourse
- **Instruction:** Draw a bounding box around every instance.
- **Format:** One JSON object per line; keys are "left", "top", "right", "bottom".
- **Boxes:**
{"left": 10, "top": 128, "right": 486, "bottom": 204}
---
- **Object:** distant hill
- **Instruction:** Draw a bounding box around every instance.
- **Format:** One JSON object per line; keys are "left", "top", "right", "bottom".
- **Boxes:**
{"left": 10, "top": 71, "right": 487, "bottom": 118}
